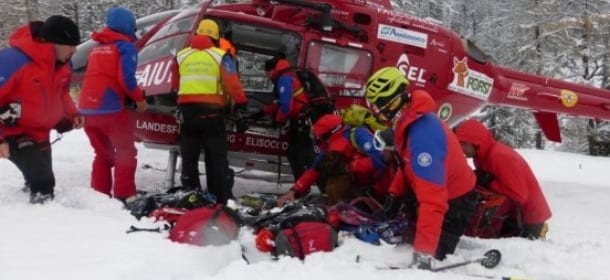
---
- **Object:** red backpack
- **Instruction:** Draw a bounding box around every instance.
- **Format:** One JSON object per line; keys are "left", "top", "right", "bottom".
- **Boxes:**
{"left": 464, "top": 187, "right": 519, "bottom": 238}
{"left": 169, "top": 204, "right": 241, "bottom": 246}
{"left": 252, "top": 203, "right": 338, "bottom": 260}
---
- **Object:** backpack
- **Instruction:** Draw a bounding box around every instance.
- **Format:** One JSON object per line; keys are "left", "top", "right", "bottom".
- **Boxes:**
{"left": 464, "top": 187, "right": 519, "bottom": 239}
{"left": 169, "top": 204, "right": 241, "bottom": 246}
{"left": 340, "top": 104, "right": 387, "bottom": 132}
{"left": 290, "top": 68, "right": 336, "bottom": 123}
{"left": 251, "top": 202, "right": 338, "bottom": 259}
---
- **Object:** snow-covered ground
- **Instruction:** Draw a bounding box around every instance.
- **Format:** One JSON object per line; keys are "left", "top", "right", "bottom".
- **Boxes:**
{"left": 1, "top": 129, "right": 609, "bottom": 280}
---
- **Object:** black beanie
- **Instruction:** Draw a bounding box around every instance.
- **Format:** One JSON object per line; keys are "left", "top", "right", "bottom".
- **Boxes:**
{"left": 40, "top": 15, "right": 80, "bottom": 46}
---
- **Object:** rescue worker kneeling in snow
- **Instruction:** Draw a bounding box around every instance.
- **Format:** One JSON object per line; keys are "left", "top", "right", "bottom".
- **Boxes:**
{"left": 454, "top": 118, "right": 551, "bottom": 239}
{"left": 277, "top": 114, "right": 391, "bottom": 207}
{"left": 365, "top": 67, "right": 477, "bottom": 268}
{"left": 173, "top": 19, "right": 248, "bottom": 204}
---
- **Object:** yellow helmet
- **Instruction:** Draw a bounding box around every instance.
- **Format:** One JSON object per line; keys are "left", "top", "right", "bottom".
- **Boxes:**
{"left": 365, "top": 67, "right": 409, "bottom": 120}
{"left": 196, "top": 19, "right": 219, "bottom": 40}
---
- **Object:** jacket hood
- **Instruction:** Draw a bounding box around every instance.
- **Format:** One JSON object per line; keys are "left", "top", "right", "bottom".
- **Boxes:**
{"left": 9, "top": 22, "right": 56, "bottom": 68}
{"left": 270, "top": 59, "right": 291, "bottom": 80}
{"left": 395, "top": 89, "right": 437, "bottom": 127}
{"left": 106, "top": 6, "right": 136, "bottom": 39}
{"left": 454, "top": 119, "right": 495, "bottom": 158}
{"left": 91, "top": 28, "right": 134, "bottom": 44}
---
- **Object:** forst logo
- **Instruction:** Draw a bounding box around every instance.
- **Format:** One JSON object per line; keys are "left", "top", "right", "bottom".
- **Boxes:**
{"left": 448, "top": 57, "right": 494, "bottom": 100}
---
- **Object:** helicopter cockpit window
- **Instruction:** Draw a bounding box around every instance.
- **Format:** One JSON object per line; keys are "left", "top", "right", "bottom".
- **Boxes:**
{"left": 305, "top": 41, "right": 372, "bottom": 97}
{"left": 461, "top": 38, "right": 488, "bottom": 64}
{"left": 139, "top": 34, "right": 188, "bottom": 64}
{"left": 147, "top": 12, "right": 197, "bottom": 43}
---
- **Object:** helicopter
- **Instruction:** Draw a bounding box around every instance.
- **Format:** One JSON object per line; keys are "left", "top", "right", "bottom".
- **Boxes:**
{"left": 70, "top": 0, "right": 610, "bottom": 188}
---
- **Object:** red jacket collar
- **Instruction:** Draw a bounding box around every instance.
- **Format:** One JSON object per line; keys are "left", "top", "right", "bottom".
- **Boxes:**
{"left": 92, "top": 27, "right": 135, "bottom": 44}
{"left": 270, "top": 59, "right": 291, "bottom": 80}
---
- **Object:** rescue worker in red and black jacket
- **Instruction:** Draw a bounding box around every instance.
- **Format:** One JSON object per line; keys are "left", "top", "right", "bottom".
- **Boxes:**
{"left": 365, "top": 67, "right": 477, "bottom": 268}
{"left": 251, "top": 56, "right": 315, "bottom": 181}
{"left": 172, "top": 19, "right": 247, "bottom": 204}
{"left": 0, "top": 15, "right": 82, "bottom": 204}
{"left": 277, "top": 114, "right": 390, "bottom": 206}
{"left": 79, "top": 6, "right": 149, "bottom": 204}
{"left": 454, "top": 118, "right": 552, "bottom": 239}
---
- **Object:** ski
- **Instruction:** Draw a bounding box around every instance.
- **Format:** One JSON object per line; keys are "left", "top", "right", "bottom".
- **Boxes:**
{"left": 358, "top": 249, "right": 502, "bottom": 271}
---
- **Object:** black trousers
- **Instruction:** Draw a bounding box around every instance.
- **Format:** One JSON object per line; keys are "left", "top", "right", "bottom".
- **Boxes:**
{"left": 286, "top": 118, "right": 315, "bottom": 181}
{"left": 435, "top": 190, "right": 478, "bottom": 260}
{"left": 6, "top": 135, "right": 55, "bottom": 197}
{"left": 178, "top": 104, "right": 233, "bottom": 204}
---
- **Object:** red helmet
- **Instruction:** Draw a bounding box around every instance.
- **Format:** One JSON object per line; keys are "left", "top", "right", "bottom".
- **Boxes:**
{"left": 313, "top": 114, "right": 344, "bottom": 139}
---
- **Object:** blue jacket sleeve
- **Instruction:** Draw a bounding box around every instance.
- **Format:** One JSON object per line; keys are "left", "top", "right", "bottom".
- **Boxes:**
{"left": 115, "top": 41, "right": 139, "bottom": 92}
{"left": 277, "top": 75, "right": 294, "bottom": 115}
{"left": 353, "top": 127, "right": 386, "bottom": 170}
{"left": 407, "top": 115, "right": 448, "bottom": 186}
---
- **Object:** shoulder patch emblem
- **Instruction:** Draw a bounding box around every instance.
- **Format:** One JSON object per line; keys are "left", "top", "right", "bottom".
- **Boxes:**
{"left": 417, "top": 152, "right": 432, "bottom": 167}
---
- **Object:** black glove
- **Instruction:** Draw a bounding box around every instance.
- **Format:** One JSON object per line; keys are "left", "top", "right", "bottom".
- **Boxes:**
{"left": 377, "top": 195, "right": 402, "bottom": 220}
{"left": 54, "top": 118, "right": 74, "bottom": 134}
{"left": 244, "top": 110, "right": 265, "bottom": 120}
{"left": 234, "top": 103, "right": 248, "bottom": 113}
{"left": 474, "top": 169, "right": 494, "bottom": 188}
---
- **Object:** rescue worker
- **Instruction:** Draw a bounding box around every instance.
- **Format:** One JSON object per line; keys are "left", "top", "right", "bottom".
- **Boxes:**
{"left": 454, "top": 118, "right": 551, "bottom": 239}
{"left": 247, "top": 56, "right": 316, "bottom": 180}
{"left": 277, "top": 114, "right": 390, "bottom": 206}
{"left": 0, "top": 15, "right": 83, "bottom": 204}
{"left": 78, "top": 6, "right": 149, "bottom": 204}
{"left": 174, "top": 19, "right": 247, "bottom": 204}
{"left": 365, "top": 67, "right": 477, "bottom": 267}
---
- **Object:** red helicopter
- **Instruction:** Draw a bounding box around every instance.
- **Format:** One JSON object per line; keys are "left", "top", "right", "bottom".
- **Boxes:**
{"left": 71, "top": 0, "right": 610, "bottom": 187}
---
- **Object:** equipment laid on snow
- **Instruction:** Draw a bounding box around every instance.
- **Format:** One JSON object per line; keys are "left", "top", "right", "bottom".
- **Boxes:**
{"left": 248, "top": 200, "right": 338, "bottom": 259}
{"left": 464, "top": 187, "right": 519, "bottom": 238}
{"left": 169, "top": 204, "right": 241, "bottom": 246}
{"left": 329, "top": 196, "right": 410, "bottom": 245}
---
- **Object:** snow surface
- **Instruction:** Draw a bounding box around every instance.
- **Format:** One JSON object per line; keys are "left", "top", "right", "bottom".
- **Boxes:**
{"left": 1, "top": 129, "right": 610, "bottom": 280}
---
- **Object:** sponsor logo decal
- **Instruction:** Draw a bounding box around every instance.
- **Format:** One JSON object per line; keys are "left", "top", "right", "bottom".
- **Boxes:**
{"left": 507, "top": 83, "right": 529, "bottom": 101}
{"left": 378, "top": 24, "right": 428, "bottom": 48}
{"left": 560, "top": 89, "right": 578, "bottom": 108}
{"left": 438, "top": 103, "right": 453, "bottom": 121}
{"left": 448, "top": 57, "right": 494, "bottom": 100}
{"left": 396, "top": 54, "right": 426, "bottom": 85}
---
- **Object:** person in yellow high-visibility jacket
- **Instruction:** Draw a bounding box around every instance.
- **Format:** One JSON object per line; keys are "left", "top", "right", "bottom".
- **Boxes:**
{"left": 172, "top": 19, "right": 247, "bottom": 204}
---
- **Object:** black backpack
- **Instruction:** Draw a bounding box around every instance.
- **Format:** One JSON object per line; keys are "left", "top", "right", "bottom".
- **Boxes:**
{"left": 282, "top": 68, "right": 336, "bottom": 123}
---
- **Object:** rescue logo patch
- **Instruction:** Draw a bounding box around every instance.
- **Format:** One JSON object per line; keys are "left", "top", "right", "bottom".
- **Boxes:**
{"left": 417, "top": 152, "right": 432, "bottom": 167}
{"left": 363, "top": 141, "right": 372, "bottom": 151}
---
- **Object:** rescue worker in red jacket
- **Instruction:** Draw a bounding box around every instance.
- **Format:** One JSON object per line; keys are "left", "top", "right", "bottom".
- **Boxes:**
{"left": 79, "top": 6, "right": 149, "bottom": 204}
{"left": 277, "top": 114, "right": 390, "bottom": 206}
{"left": 250, "top": 56, "right": 316, "bottom": 180}
{"left": 365, "top": 67, "right": 477, "bottom": 268}
{"left": 0, "top": 15, "right": 82, "bottom": 204}
{"left": 173, "top": 19, "right": 247, "bottom": 204}
{"left": 454, "top": 118, "right": 551, "bottom": 239}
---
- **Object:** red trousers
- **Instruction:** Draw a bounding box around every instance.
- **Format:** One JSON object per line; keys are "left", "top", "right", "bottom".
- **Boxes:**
{"left": 84, "top": 111, "right": 137, "bottom": 199}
